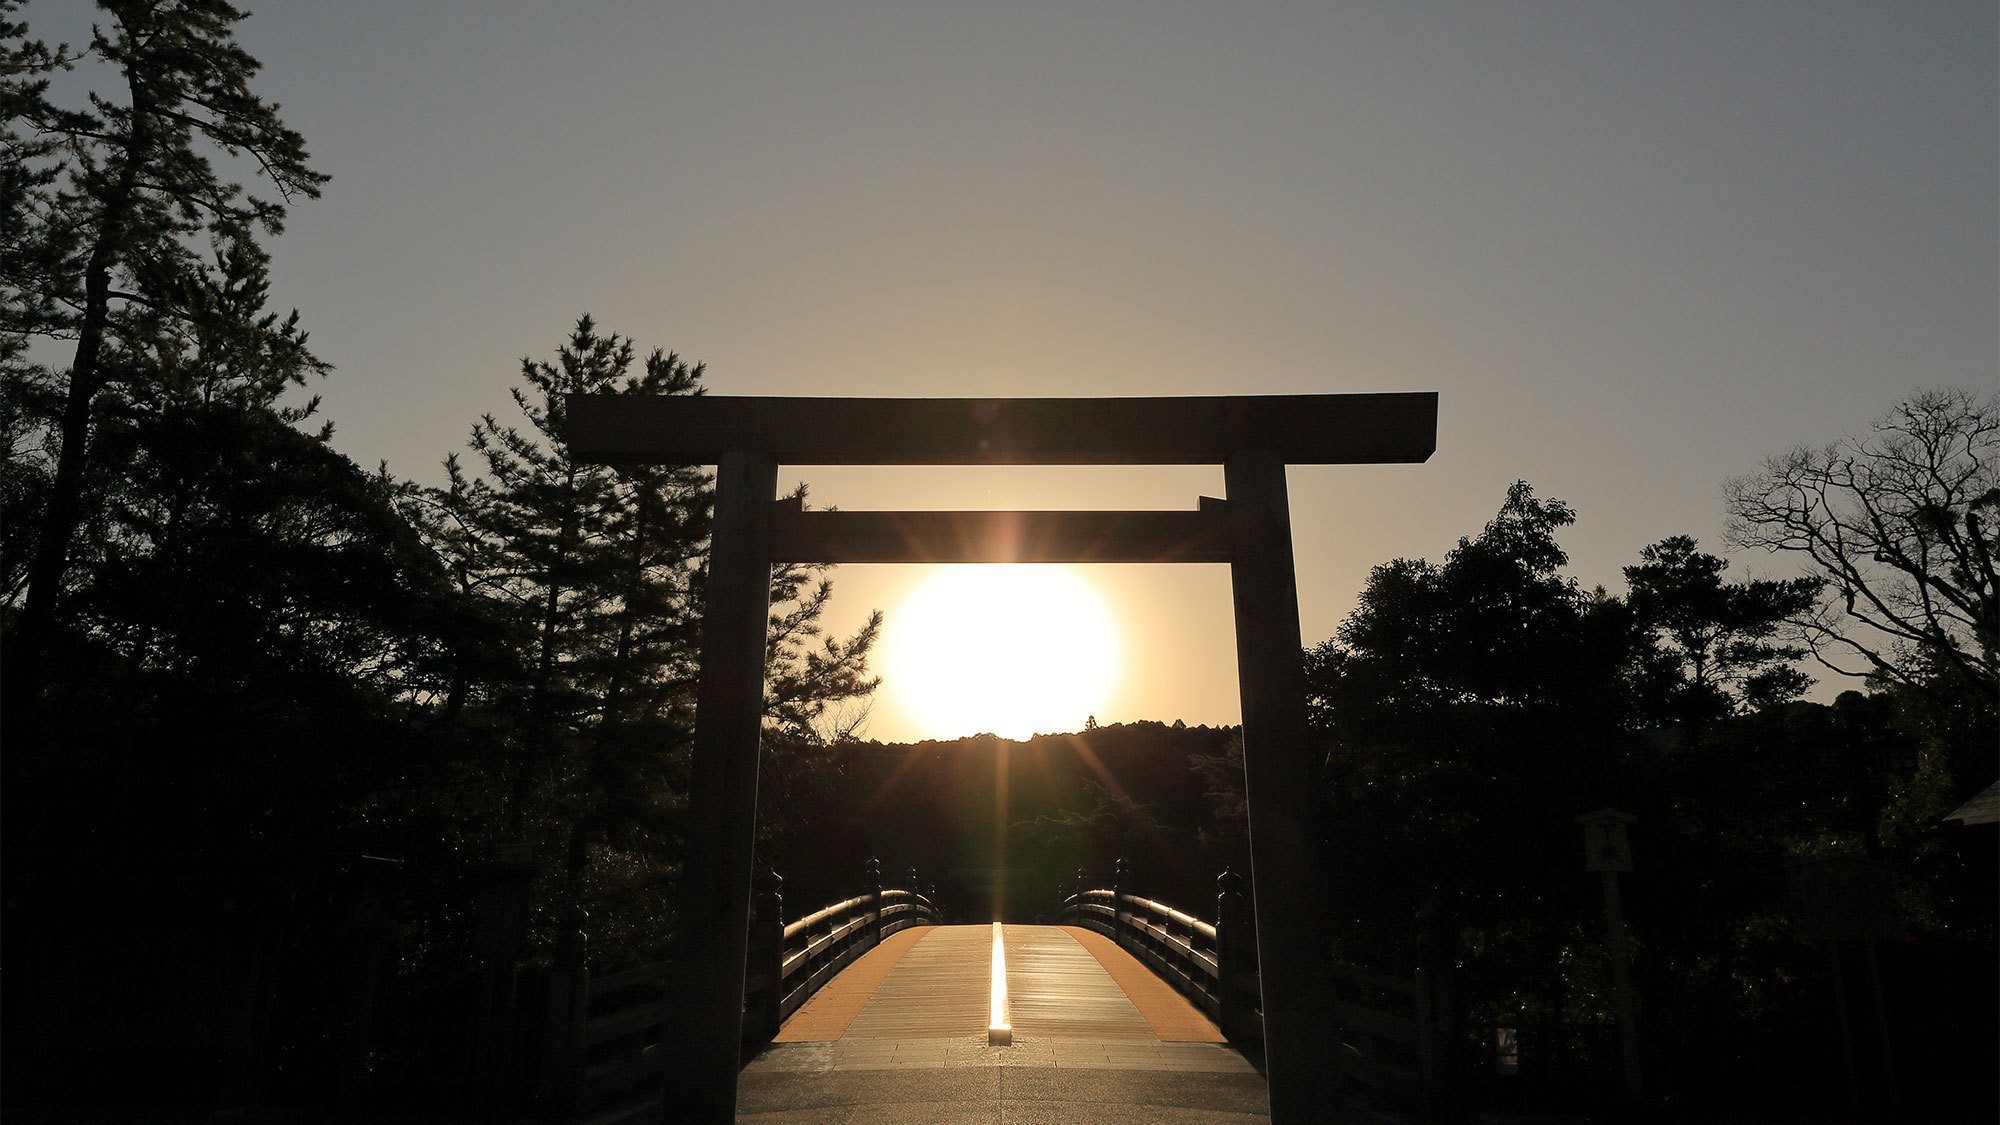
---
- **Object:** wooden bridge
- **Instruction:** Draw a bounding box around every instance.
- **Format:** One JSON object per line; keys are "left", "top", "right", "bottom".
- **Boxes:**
{"left": 542, "top": 869, "right": 1458, "bottom": 1123}
{"left": 737, "top": 922, "right": 1268, "bottom": 1121}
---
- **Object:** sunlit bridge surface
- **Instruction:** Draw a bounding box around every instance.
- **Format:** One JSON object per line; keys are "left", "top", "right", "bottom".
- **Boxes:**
{"left": 739, "top": 924, "right": 1266, "bottom": 1121}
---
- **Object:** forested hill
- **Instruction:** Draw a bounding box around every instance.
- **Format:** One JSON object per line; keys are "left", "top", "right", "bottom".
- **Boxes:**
{"left": 756, "top": 720, "right": 1244, "bottom": 921}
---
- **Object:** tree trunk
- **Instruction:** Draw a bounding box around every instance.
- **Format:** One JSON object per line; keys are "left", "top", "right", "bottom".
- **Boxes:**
{"left": 3, "top": 79, "right": 151, "bottom": 739}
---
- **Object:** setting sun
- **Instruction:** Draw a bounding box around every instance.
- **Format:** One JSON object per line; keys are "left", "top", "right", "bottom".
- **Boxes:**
{"left": 880, "top": 565, "right": 1121, "bottom": 740}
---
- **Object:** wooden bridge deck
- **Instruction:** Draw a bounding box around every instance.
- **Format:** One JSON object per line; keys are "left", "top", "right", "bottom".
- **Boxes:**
{"left": 739, "top": 924, "right": 1268, "bottom": 1122}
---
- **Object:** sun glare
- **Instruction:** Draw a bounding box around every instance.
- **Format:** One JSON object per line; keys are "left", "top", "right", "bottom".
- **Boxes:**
{"left": 881, "top": 565, "right": 1121, "bottom": 740}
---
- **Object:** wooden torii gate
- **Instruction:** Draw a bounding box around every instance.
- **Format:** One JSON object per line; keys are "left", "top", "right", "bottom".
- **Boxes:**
{"left": 568, "top": 392, "right": 1438, "bottom": 1124}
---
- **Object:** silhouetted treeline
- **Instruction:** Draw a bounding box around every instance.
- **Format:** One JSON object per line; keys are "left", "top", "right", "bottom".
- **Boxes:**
{"left": 3, "top": 4, "right": 874, "bottom": 1113}
{"left": 755, "top": 720, "right": 1241, "bottom": 922}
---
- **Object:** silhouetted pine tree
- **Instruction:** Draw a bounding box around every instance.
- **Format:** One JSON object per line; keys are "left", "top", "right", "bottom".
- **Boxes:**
{"left": 1624, "top": 534, "right": 1820, "bottom": 730}
{"left": 3, "top": 0, "right": 329, "bottom": 742}
{"left": 431, "top": 317, "right": 878, "bottom": 951}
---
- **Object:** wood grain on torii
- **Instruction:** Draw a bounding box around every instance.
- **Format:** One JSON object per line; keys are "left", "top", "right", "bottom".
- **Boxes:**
{"left": 563, "top": 391, "right": 1438, "bottom": 1125}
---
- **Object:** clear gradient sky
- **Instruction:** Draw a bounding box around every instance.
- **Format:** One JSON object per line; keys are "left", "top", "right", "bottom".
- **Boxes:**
{"left": 34, "top": 1, "right": 1998, "bottom": 741}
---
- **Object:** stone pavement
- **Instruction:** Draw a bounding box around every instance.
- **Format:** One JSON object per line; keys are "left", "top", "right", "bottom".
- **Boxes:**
{"left": 736, "top": 1034, "right": 1270, "bottom": 1122}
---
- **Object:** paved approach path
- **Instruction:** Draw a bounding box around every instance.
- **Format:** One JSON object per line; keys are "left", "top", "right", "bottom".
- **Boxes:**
{"left": 738, "top": 924, "right": 1269, "bottom": 1123}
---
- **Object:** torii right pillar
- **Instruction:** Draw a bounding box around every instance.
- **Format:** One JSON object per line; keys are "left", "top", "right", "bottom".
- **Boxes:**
{"left": 1226, "top": 449, "right": 1341, "bottom": 1121}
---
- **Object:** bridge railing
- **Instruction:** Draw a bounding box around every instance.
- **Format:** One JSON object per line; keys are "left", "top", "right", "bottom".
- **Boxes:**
{"left": 539, "top": 859, "right": 942, "bottom": 1123}
{"left": 1054, "top": 867, "right": 1264, "bottom": 1044}
{"left": 743, "top": 864, "right": 944, "bottom": 1042}
{"left": 536, "top": 905, "right": 673, "bottom": 1125}
{"left": 1056, "top": 867, "right": 1465, "bottom": 1124}
{"left": 1329, "top": 957, "right": 1459, "bottom": 1120}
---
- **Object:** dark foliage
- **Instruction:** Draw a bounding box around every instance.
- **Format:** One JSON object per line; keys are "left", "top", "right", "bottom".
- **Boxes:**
{"left": 1296, "top": 480, "right": 1995, "bottom": 1117}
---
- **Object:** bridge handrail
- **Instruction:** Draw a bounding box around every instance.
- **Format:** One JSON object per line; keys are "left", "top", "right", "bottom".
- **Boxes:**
{"left": 538, "top": 864, "right": 944, "bottom": 1121}
{"left": 1117, "top": 892, "right": 1219, "bottom": 943}
{"left": 782, "top": 894, "right": 872, "bottom": 942}
{"left": 745, "top": 873, "right": 944, "bottom": 1046}
{"left": 1062, "top": 894, "right": 1221, "bottom": 987}
{"left": 772, "top": 890, "right": 939, "bottom": 1008}
{"left": 1054, "top": 874, "right": 1261, "bottom": 1045}
{"left": 1057, "top": 879, "right": 1465, "bottom": 1121}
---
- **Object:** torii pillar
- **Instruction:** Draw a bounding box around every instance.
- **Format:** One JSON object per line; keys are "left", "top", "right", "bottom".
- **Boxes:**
{"left": 568, "top": 392, "right": 1438, "bottom": 1124}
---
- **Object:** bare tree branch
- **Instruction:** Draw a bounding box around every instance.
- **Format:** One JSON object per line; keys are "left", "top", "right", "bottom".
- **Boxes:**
{"left": 1724, "top": 388, "right": 1999, "bottom": 699}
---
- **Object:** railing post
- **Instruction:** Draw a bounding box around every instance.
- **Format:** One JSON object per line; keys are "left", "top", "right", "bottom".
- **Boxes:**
{"left": 334, "top": 857, "right": 399, "bottom": 1115}
{"left": 1415, "top": 966, "right": 1437, "bottom": 1113}
{"left": 1418, "top": 898, "right": 1467, "bottom": 1124}
{"left": 539, "top": 905, "right": 589, "bottom": 1115}
{"left": 905, "top": 865, "right": 919, "bottom": 894}
{"left": 1113, "top": 857, "right": 1131, "bottom": 947}
{"left": 1216, "top": 867, "right": 1247, "bottom": 1042}
{"left": 469, "top": 843, "right": 535, "bottom": 1116}
{"left": 750, "top": 869, "right": 784, "bottom": 1043}
{"left": 865, "top": 858, "right": 883, "bottom": 945}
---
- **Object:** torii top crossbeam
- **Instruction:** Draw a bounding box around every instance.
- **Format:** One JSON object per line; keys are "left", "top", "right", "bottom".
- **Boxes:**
{"left": 565, "top": 392, "right": 1437, "bottom": 466}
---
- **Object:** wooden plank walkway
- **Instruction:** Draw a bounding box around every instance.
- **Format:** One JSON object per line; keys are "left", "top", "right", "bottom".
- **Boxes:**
{"left": 1004, "top": 923, "right": 1156, "bottom": 1042}
{"left": 771, "top": 926, "right": 931, "bottom": 1042}
{"left": 838, "top": 924, "right": 994, "bottom": 1040}
{"left": 1059, "top": 925, "right": 1229, "bottom": 1042}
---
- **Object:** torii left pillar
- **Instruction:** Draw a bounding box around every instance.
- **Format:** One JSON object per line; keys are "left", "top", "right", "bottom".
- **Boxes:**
{"left": 662, "top": 450, "right": 777, "bottom": 1122}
